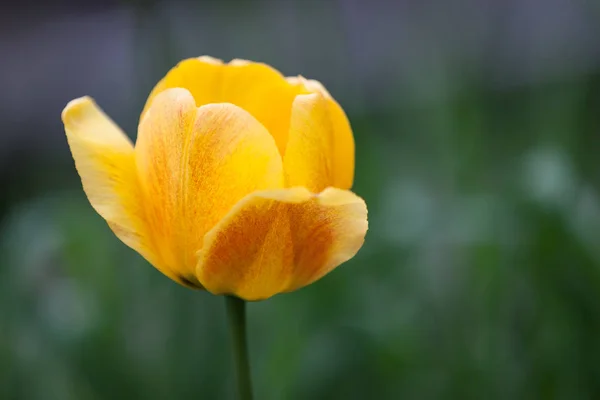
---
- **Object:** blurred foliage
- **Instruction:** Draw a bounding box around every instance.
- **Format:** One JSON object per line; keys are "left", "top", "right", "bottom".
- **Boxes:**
{"left": 2, "top": 2, "right": 600, "bottom": 399}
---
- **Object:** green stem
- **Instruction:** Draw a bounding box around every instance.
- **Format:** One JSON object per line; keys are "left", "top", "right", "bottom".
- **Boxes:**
{"left": 225, "top": 295, "right": 253, "bottom": 400}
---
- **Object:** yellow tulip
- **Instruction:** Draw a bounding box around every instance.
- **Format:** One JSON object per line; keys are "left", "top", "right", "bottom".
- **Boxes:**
{"left": 62, "top": 56, "right": 368, "bottom": 300}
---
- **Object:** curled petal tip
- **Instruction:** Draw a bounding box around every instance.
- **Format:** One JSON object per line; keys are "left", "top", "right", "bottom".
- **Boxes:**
{"left": 61, "top": 96, "right": 95, "bottom": 124}
{"left": 157, "top": 87, "right": 195, "bottom": 102}
{"left": 197, "top": 55, "right": 223, "bottom": 65}
{"left": 229, "top": 58, "right": 251, "bottom": 66}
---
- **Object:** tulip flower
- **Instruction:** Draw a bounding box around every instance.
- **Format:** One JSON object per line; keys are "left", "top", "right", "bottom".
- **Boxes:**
{"left": 62, "top": 56, "right": 368, "bottom": 398}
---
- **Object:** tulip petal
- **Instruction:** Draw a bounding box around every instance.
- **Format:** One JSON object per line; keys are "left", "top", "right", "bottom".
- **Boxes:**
{"left": 62, "top": 97, "right": 170, "bottom": 279}
{"left": 136, "top": 88, "right": 284, "bottom": 282}
{"left": 142, "top": 56, "right": 222, "bottom": 118}
{"left": 283, "top": 92, "right": 334, "bottom": 192}
{"left": 218, "top": 59, "right": 302, "bottom": 155}
{"left": 286, "top": 77, "right": 355, "bottom": 190}
{"left": 196, "top": 187, "right": 368, "bottom": 300}
{"left": 142, "top": 57, "right": 302, "bottom": 155}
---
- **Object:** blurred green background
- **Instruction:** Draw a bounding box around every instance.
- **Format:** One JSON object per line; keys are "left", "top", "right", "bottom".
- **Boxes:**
{"left": 2, "top": 0, "right": 600, "bottom": 399}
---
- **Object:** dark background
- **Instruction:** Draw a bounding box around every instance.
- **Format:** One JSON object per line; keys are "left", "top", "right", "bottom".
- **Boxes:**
{"left": 2, "top": 0, "right": 600, "bottom": 399}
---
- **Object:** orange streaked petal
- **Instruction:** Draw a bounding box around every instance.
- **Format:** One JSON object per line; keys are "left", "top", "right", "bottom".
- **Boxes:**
{"left": 196, "top": 187, "right": 368, "bottom": 300}
{"left": 143, "top": 57, "right": 303, "bottom": 155}
{"left": 61, "top": 97, "right": 174, "bottom": 281}
{"left": 135, "top": 88, "right": 284, "bottom": 281}
{"left": 286, "top": 76, "right": 355, "bottom": 190}
{"left": 135, "top": 88, "right": 198, "bottom": 279}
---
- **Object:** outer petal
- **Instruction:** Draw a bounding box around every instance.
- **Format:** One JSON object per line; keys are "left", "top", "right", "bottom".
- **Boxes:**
{"left": 196, "top": 187, "right": 368, "bottom": 300}
{"left": 286, "top": 76, "right": 355, "bottom": 190}
{"left": 142, "top": 57, "right": 302, "bottom": 155}
{"left": 62, "top": 97, "right": 168, "bottom": 279}
{"left": 135, "top": 88, "right": 284, "bottom": 283}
